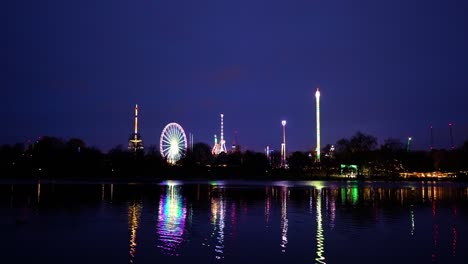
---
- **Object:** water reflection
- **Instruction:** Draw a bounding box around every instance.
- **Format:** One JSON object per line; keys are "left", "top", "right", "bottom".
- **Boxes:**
{"left": 1, "top": 181, "right": 467, "bottom": 263}
{"left": 209, "top": 189, "right": 226, "bottom": 260}
{"left": 280, "top": 186, "right": 288, "bottom": 253}
{"left": 432, "top": 199, "right": 438, "bottom": 262}
{"left": 410, "top": 205, "right": 415, "bottom": 236}
{"left": 128, "top": 201, "right": 142, "bottom": 264}
{"left": 265, "top": 187, "right": 271, "bottom": 225}
{"left": 453, "top": 205, "right": 457, "bottom": 257}
{"left": 110, "top": 183, "right": 114, "bottom": 201}
{"left": 329, "top": 189, "right": 336, "bottom": 230}
{"left": 37, "top": 180, "right": 41, "bottom": 204}
{"left": 156, "top": 185, "right": 187, "bottom": 256}
{"left": 315, "top": 188, "right": 326, "bottom": 264}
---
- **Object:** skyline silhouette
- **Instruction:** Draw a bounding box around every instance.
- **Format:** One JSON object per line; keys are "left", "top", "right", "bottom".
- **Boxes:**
{"left": 3, "top": 0, "right": 468, "bottom": 152}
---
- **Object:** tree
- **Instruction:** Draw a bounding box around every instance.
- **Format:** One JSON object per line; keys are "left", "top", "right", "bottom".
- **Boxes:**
{"left": 242, "top": 151, "right": 269, "bottom": 175}
{"left": 288, "top": 151, "right": 310, "bottom": 172}
{"left": 66, "top": 138, "right": 86, "bottom": 152}
{"left": 335, "top": 132, "right": 378, "bottom": 176}
{"left": 381, "top": 138, "right": 404, "bottom": 153}
{"left": 192, "top": 142, "right": 213, "bottom": 166}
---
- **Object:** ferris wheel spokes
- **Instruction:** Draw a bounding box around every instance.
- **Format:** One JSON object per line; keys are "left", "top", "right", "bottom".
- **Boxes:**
{"left": 160, "top": 122, "right": 187, "bottom": 164}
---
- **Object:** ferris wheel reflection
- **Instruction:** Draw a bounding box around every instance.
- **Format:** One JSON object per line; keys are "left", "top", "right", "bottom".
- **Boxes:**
{"left": 156, "top": 185, "right": 187, "bottom": 256}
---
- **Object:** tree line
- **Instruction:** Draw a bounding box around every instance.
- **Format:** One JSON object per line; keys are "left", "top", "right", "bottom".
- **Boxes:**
{"left": 1, "top": 132, "right": 467, "bottom": 180}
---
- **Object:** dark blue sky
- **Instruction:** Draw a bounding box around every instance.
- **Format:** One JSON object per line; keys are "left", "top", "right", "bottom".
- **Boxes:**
{"left": 2, "top": 0, "right": 468, "bottom": 152}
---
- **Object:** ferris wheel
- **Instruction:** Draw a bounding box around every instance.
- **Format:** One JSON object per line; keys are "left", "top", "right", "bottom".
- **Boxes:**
{"left": 160, "top": 123, "right": 187, "bottom": 164}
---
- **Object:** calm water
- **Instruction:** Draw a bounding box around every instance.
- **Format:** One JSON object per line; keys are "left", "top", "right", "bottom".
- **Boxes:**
{"left": 1, "top": 180, "right": 468, "bottom": 263}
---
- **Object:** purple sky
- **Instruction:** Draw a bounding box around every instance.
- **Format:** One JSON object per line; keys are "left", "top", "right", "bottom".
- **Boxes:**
{"left": 2, "top": 0, "right": 468, "bottom": 152}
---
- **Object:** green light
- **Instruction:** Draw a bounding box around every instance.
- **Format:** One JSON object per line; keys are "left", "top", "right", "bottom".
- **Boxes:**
{"left": 341, "top": 188, "right": 346, "bottom": 202}
{"left": 352, "top": 187, "right": 358, "bottom": 205}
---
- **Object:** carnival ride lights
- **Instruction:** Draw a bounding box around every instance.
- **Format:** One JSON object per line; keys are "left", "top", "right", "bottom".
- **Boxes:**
{"left": 212, "top": 114, "right": 227, "bottom": 155}
{"left": 160, "top": 123, "right": 187, "bottom": 164}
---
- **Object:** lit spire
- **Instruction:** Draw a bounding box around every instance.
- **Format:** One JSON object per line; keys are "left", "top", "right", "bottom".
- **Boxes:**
{"left": 315, "top": 88, "right": 321, "bottom": 162}
{"left": 134, "top": 104, "right": 138, "bottom": 134}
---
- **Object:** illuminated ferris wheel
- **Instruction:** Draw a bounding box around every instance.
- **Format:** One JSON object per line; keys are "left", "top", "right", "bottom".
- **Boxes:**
{"left": 160, "top": 123, "right": 187, "bottom": 164}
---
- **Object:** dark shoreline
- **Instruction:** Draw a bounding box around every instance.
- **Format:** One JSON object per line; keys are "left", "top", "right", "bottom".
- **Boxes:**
{"left": 1, "top": 175, "right": 466, "bottom": 185}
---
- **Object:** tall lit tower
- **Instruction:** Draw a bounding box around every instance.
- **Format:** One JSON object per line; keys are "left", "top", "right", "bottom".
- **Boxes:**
{"left": 220, "top": 114, "right": 227, "bottom": 153}
{"left": 266, "top": 145, "right": 270, "bottom": 162}
{"left": 128, "top": 104, "right": 144, "bottom": 152}
{"left": 407, "top": 137, "right": 412, "bottom": 152}
{"left": 281, "top": 120, "right": 287, "bottom": 167}
{"left": 315, "top": 88, "right": 321, "bottom": 162}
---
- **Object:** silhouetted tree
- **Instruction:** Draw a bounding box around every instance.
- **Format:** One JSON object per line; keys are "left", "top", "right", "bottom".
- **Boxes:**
{"left": 381, "top": 138, "right": 404, "bottom": 153}
{"left": 242, "top": 151, "right": 269, "bottom": 176}
{"left": 227, "top": 151, "right": 242, "bottom": 167}
{"left": 288, "top": 151, "right": 310, "bottom": 172}
{"left": 192, "top": 142, "right": 213, "bottom": 166}
{"left": 335, "top": 132, "right": 378, "bottom": 176}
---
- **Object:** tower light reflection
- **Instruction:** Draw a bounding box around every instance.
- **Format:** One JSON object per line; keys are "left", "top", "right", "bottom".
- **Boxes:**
{"left": 315, "top": 188, "right": 326, "bottom": 264}
{"left": 280, "top": 186, "right": 288, "bottom": 253}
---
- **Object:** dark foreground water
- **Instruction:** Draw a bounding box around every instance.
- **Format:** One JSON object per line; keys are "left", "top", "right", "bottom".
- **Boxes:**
{"left": 1, "top": 180, "right": 468, "bottom": 263}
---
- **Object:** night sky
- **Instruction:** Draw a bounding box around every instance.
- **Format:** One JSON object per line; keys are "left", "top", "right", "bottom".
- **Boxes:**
{"left": 3, "top": 0, "right": 468, "bottom": 152}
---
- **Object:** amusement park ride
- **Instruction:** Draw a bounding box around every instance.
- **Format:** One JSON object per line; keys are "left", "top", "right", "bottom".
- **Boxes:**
{"left": 129, "top": 87, "right": 323, "bottom": 164}
{"left": 159, "top": 122, "right": 187, "bottom": 164}
{"left": 212, "top": 114, "right": 227, "bottom": 155}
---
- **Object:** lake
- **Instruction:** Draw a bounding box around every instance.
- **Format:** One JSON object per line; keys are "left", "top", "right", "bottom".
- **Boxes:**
{"left": 1, "top": 180, "right": 467, "bottom": 263}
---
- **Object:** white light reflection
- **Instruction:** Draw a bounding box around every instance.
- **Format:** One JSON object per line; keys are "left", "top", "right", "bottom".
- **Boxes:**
{"left": 214, "top": 197, "right": 225, "bottom": 259}
{"left": 128, "top": 201, "right": 142, "bottom": 264}
{"left": 280, "top": 186, "right": 288, "bottom": 253}
{"left": 315, "top": 188, "right": 326, "bottom": 264}
{"left": 410, "top": 205, "right": 415, "bottom": 236}
{"left": 330, "top": 190, "right": 335, "bottom": 230}
{"left": 206, "top": 192, "right": 226, "bottom": 260}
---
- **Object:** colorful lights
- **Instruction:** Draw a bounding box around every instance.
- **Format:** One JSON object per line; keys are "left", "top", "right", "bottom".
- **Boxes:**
{"left": 212, "top": 114, "right": 227, "bottom": 155}
{"left": 156, "top": 185, "right": 187, "bottom": 256}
